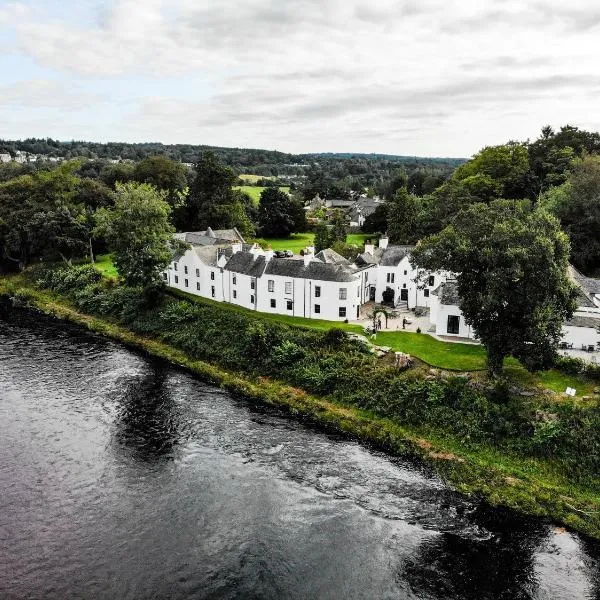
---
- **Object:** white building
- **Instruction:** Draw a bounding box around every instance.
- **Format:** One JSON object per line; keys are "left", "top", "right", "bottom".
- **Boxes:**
{"left": 354, "top": 237, "right": 446, "bottom": 308}
{"left": 164, "top": 228, "right": 371, "bottom": 321}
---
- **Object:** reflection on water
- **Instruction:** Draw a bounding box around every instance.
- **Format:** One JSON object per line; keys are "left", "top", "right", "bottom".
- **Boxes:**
{"left": 1, "top": 306, "right": 599, "bottom": 600}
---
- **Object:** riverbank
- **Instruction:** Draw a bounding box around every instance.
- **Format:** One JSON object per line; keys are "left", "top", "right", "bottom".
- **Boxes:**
{"left": 2, "top": 274, "right": 600, "bottom": 540}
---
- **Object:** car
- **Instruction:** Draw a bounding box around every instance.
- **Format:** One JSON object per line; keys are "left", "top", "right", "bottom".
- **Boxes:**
{"left": 284, "top": 250, "right": 294, "bottom": 257}
{"left": 274, "top": 250, "right": 287, "bottom": 258}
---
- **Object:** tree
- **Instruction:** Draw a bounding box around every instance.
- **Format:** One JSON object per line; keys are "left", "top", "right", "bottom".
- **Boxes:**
{"left": 387, "top": 187, "right": 420, "bottom": 244}
{"left": 453, "top": 143, "right": 533, "bottom": 200}
{"left": 328, "top": 209, "right": 349, "bottom": 245}
{"left": 94, "top": 182, "right": 175, "bottom": 287}
{"left": 75, "top": 178, "right": 114, "bottom": 262}
{"left": 314, "top": 223, "right": 331, "bottom": 252}
{"left": 411, "top": 201, "right": 577, "bottom": 376}
{"left": 362, "top": 203, "right": 388, "bottom": 234}
{"left": 185, "top": 151, "right": 238, "bottom": 230}
{"left": 132, "top": 155, "right": 189, "bottom": 210}
{"left": 540, "top": 155, "right": 600, "bottom": 274}
{"left": 257, "top": 187, "right": 301, "bottom": 237}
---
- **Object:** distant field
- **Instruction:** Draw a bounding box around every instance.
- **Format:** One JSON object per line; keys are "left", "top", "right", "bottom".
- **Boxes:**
{"left": 263, "top": 232, "right": 371, "bottom": 253}
{"left": 233, "top": 185, "right": 291, "bottom": 205}
{"left": 238, "top": 174, "right": 275, "bottom": 183}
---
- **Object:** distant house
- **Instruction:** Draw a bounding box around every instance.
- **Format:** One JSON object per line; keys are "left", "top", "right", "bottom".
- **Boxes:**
{"left": 0, "top": 153, "right": 11, "bottom": 163}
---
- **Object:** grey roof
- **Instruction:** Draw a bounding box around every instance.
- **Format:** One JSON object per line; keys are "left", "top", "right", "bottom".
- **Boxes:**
{"left": 264, "top": 257, "right": 358, "bottom": 282}
{"left": 193, "top": 246, "right": 220, "bottom": 266}
{"left": 438, "top": 281, "right": 460, "bottom": 306}
{"left": 327, "top": 199, "right": 355, "bottom": 208}
{"left": 565, "top": 315, "right": 600, "bottom": 329}
{"left": 355, "top": 251, "right": 379, "bottom": 266}
{"left": 224, "top": 252, "right": 267, "bottom": 277}
{"left": 314, "top": 248, "right": 350, "bottom": 265}
{"left": 569, "top": 264, "right": 600, "bottom": 308}
{"left": 176, "top": 228, "right": 245, "bottom": 247}
{"left": 380, "top": 245, "right": 414, "bottom": 267}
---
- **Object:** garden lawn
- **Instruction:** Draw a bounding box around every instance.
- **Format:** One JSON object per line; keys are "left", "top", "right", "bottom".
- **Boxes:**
{"left": 233, "top": 185, "right": 291, "bottom": 205}
{"left": 264, "top": 232, "right": 371, "bottom": 253}
{"left": 238, "top": 174, "right": 275, "bottom": 183}
{"left": 92, "top": 255, "right": 119, "bottom": 278}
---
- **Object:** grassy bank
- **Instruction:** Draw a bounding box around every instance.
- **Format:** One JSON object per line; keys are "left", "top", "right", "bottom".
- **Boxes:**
{"left": 233, "top": 185, "right": 291, "bottom": 205}
{"left": 2, "top": 272, "right": 600, "bottom": 540}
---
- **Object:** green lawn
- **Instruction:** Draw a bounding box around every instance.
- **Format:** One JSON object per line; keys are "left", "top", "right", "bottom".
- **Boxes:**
{"left": 93, "top": 254, "right": 119, "bottom": 278}
{"left": 263, "top": 232, "right": 371, "bottom": 253}
{"left": 233, "top": 185, "right": 291, "bottom": 205}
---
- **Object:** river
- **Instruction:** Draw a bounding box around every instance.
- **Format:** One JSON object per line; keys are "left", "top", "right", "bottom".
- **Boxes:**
{"left": 1, "top": 307, "right": 599, "bottom": 599}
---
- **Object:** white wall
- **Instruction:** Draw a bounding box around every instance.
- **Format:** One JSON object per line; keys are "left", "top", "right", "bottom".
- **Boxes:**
{"left": 164, "top": 249, "right": 224, "bottom": 301}
{"left": 435, "top": 303, "right": 476, "bottom": 339}
{"left": 561, "top": 325, "right": 600, "bottom": 350}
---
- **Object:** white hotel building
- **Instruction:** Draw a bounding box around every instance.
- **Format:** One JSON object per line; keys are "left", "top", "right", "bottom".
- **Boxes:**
{"left": 163, "top": 228, "right": 600, "bottom": 351}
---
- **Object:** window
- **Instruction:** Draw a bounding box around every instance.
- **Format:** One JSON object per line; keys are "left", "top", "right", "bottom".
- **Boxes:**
{"left": 184, "top": 266, "right": 188, "bottom": 275}
{"left": 211, "top": 286, "right": 215, "bottom": 298}
{"left": 162, "top": 273, "right": 167, "bottom": 280}
{"left": 447, "top": 315, "right": 460, "bottom": 335}
{"left": 429, "top": 275, "right": 435, "bottom": 286}
{"left": 286, "top": 300, "right": 293, "bottom": 311}
{"left": 251, "top": 294, "right": 255, "bottom": 304}
{"left": 315, "top": 286, "right": 321, "bottom": 297}
{"left": 403, "top": 283, "right": 407, "bottom": 289}
{"left": 339, "top": 288, "right": 347, "bottom": 300}
{"left": 270, "top": 299, "right": 276, "bottom": 308}
{"left": 174, "top": 275, "right": 179, "bottom": 284}
{"left": 196, "top": 282, "right": 200, "bottom": 291}
{"left": 314, "top": 304, "right": 320, "bottom": 314}
{"left": 285, "top": 281, "right": 292, "bottom": 295}
{"left": 173, "top": 262, "right": 178, "bottom": 271}
{"left": 268, "top": 280, "right": 275, "bottom": 292}
{"left": 251, "top": 279, "right": 255, "bottom": 290}
{"left": 339, "top": 307, "right": 346, "bottom": 318}
{"left": 232, "top": 275, "right": 236, "bottom": 285}
{"left": 386, "top": 273, "right": 395, "bottom": 284}
{"left": 184, "top": 278, "right": 188, "bottom": 288}
{"left": 211, "top": 271, "right": 215, "bottom": 281}
{"left": 196, "top": 268, "right": 200, "bottom": 277}
{"left": 424, "top": 289, "right": 430, "bottom": 298}
{"left": 404, "top": 270, "right": 407, "bottom": 275}
{"left": 233, "top": 290, "right": 237, "bottom": 299}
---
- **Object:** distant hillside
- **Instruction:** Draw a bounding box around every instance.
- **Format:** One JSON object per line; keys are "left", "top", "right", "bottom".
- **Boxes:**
{"left": 0, "top": 138, "right": 466, "bottom": 178}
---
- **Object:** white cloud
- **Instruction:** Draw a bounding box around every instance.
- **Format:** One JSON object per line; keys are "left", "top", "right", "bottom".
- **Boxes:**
{"left": 1, "top": 0, "right": 599, "bottom": 154}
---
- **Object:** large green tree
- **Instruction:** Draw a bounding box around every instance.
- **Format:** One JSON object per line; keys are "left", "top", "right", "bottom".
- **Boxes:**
{"left": 540, "top": 155, "right": 600, "bottom": 274}
{"left": 132, "top": 155, "right": 189, "bottom": 212}
{"left": 186, "top": 151, "right": 237, "bottom": 230}
{"left": 412, "top": 201, "right": 577, "bottom": 375}
{"left": 94, "top": 182, "right": 175, "bottom": 287}
{"left": 453, "top": 142, "right": 532, "bottom": 200}
{"left": 387, "top": 187, "right": 420, "bottom": 244}
{"left": 257, "top": 187, "right": 304, "bottom": 237}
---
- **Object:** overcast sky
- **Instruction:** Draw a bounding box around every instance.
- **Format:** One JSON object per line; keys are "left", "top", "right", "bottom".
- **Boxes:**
{"left": 1, "top": 0, "right": 599, "bottom": 157}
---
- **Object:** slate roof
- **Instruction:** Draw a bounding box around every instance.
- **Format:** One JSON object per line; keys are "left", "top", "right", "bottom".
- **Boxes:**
{"left": 223, "top": 252, "right": 267, "bottom": 277}
{"left": 175, "top": 228, "right": 245, "bottom": 247}
{"left": 569, "top": 265, "right": 600, "bottom": 307}
{"left": 380, "top": 245, "right": 414, "bottom": 267}
{"left": 565, "top": 315, "right": 600, "bottom": 329}
{"left": 264, "top": 257, "right": 358, "bottom": 282}
{"left": 438, "top": 281, "right": 460, "bottom": 306}
{"left": 355, "top": 251, "right": 380, "bottom": 266}
{"left": 314, "top": 248, "right": 350, "bottom": 265}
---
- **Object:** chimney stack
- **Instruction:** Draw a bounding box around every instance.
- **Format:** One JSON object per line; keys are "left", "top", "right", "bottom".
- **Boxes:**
{"left": 379, "top": 235, "right": 389, "bottom": 250}
{"left": 364, "top": 239, "right": 374, "bottom": 255}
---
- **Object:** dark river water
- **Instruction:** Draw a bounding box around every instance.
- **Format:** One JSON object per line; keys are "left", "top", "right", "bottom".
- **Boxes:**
{"left": 1, "top": 308, "right": 600, "bottom": 600}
